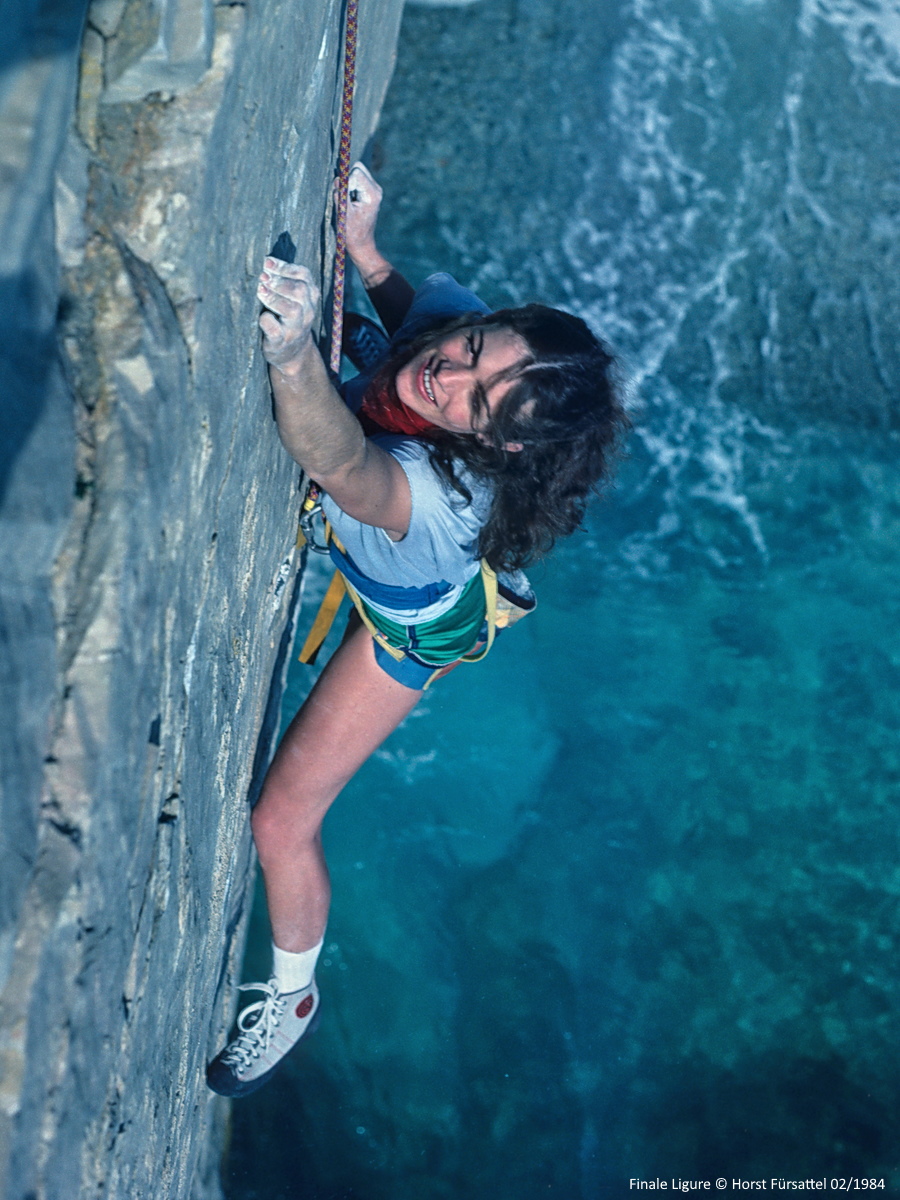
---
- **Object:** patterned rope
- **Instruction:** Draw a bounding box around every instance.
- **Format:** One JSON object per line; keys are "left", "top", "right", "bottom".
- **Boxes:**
{"left": 329, "top": 0, "right": 359, "bottom": 375}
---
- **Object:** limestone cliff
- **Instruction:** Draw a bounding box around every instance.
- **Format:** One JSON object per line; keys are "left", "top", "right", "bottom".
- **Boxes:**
{"left": 0, "top": 1, "right": 403, "bottom": 1195}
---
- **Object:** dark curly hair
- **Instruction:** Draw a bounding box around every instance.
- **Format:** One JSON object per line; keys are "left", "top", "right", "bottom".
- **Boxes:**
{"left": 370, "top": 305, "right": 630, "bottom": 572}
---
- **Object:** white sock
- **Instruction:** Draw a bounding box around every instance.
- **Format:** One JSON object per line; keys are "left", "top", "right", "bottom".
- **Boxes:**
{"left": 271, "top": 939, "right": 323, "bottom": 994}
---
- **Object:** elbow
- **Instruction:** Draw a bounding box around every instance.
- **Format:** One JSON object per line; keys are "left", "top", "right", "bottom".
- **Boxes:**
{"left": 301, "top": 439, "right": 370, "bottom": 494}
{"left": 276, "top": 427, "right": 305, "bottom": 468}
{"left": 273, "top": 423, "right": 308, "bottom": 471}
{"left": 314, "top": 452, "right": 367, "bottom": 497}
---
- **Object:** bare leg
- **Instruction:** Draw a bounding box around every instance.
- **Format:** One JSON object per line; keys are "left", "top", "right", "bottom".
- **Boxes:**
{"left": 251, "top": 618, "right": 422, "bottom": 952}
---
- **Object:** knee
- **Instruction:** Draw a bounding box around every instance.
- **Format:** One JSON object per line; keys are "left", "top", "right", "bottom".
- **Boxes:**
{"left": 250, "top": 786, "right": 321, "bottom": 864}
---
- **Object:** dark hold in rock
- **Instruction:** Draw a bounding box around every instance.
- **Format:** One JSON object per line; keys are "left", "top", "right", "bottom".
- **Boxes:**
{"left": 270, "top": 231, "right": 296, "bottom": 263}
{"left": 48, "top": 817, "right": 82, "bottom": 846}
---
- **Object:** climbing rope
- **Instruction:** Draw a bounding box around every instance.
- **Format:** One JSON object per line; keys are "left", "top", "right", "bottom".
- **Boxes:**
{"left": 329, "top": 0, "right": 359, "bottom": 376}
{"left": 298, "top": 0, "right": 359, "bottom": 555}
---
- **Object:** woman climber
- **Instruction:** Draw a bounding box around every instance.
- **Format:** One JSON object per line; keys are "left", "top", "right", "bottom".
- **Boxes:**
{"left": 207, "top": 164, "right": 629, "bottom": 1097}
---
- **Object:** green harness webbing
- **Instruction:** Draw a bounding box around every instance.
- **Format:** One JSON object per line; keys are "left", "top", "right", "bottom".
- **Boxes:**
{"left": 298, "top": 527, "right": 498, "bottom": 689}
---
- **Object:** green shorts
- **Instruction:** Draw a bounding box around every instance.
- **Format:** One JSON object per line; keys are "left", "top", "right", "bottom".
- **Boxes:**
{"left": 360, "top": 570, "right": 489, "bottom": 689}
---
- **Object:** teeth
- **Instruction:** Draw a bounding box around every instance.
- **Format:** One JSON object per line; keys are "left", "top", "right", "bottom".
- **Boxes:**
{"left": 423, "top": 365, "right": 436, "bottom": 404}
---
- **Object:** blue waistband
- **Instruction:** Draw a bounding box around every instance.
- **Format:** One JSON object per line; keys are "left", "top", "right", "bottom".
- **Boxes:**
{"left": 328, "top": 542, "right": 453, "bottom": 612}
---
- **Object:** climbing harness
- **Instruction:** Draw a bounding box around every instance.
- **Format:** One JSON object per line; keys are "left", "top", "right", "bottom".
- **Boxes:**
{"left": 297, "top": 525, "right": 536, "bottom": 689}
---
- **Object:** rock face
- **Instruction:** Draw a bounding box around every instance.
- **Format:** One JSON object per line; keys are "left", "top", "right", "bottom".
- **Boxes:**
{"left": 0, "top": 1, "right": 403, "bottom": 1195}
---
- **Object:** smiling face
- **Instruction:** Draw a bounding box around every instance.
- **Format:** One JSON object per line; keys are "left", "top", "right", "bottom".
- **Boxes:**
{"left": 393, "top": 325, "right": 531, "bottom": 436}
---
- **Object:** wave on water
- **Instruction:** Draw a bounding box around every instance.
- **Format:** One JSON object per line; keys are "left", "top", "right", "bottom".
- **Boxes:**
{"left": 802, "top": 0, "right": 900, "bottom": 86}
{"left": 541, "top": 0, "right": 900, "bottom": 581}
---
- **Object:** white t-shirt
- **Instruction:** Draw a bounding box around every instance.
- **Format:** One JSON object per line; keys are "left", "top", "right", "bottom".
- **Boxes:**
{"left": 321, "top": 436, "right": 492, "bottom": 624}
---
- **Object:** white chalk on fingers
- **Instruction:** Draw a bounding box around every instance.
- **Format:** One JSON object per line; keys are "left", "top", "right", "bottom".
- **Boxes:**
{"left": 264, "top": 258, "right": 315, "bottom": 282}
{"left": 348, "top": 163, "right": 380, "bottom": 199}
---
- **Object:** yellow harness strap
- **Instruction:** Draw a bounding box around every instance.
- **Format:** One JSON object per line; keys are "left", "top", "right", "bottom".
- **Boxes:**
{"left": 340, "top": 573, "right": 405, "bottom": 661}
{"left": 297, "top": 569, "right": 347, "bottom": 665}
{"left": 463, "top": 559, "right": 497, "bottom": 663}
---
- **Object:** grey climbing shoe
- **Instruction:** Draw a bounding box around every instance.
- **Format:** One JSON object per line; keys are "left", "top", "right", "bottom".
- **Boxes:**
{"left": 206, "top": 977, "right": 320, "bottom": 1098}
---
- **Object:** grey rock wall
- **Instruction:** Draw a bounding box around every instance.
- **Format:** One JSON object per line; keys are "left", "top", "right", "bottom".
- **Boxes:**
{"left": 0, "top": 0, "right": 404, "bottom": 1196}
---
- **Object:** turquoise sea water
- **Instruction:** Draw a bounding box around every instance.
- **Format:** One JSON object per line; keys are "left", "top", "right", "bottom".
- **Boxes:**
{"left": 226, "top": 1, "right": 900, "bottom": 1195}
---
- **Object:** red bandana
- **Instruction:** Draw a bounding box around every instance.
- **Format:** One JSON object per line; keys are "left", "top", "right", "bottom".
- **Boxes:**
{"left": 359, "top": 382, "right": 437, "bottom": 437}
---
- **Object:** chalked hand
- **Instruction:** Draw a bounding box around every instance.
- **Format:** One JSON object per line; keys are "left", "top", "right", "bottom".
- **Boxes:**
{"left": 258, "top": 258, "right": 319, "bottom": 369}
{"left": 343, "top": 162, "right": 383, "bottom": 264}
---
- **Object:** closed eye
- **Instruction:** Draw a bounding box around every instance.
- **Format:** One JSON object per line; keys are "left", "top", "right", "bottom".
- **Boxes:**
{"left": 466, "top": 330, "right": 483, "bottom": 365}
{"left": 469, "top": 381, "right": 489, "bottom": 427}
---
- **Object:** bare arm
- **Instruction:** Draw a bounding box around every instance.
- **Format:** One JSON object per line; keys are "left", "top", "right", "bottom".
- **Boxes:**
{"left": 345, "top": 164, "right": 415, "bottom": 333}
{"left": 343, "top": 163, "right": 392, "bottom": 288}
{"left": 258, "top": 258, "right": 411, "bottom": 539}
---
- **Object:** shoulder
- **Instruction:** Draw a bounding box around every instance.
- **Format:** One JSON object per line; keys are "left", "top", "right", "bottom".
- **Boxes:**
{"left": 373, "top": 434, "right": 492, "bottom": 525}
{"left": 371, "top": 435, "right": 454, "bottom": 502}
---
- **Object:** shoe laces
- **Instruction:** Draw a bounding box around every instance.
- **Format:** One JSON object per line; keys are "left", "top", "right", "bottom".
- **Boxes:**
{"left": 221, "top": 979, "right": 286, "bottom": 1071}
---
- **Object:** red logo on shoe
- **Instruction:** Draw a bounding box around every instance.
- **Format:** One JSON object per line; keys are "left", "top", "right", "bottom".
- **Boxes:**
{"left": 296, "top": 994, "right": 315, "bottom": 1019}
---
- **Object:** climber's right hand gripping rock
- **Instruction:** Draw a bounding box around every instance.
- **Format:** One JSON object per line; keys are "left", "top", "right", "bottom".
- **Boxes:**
{"left": 257, "top": 259, "right": 319, "bottom": 371}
